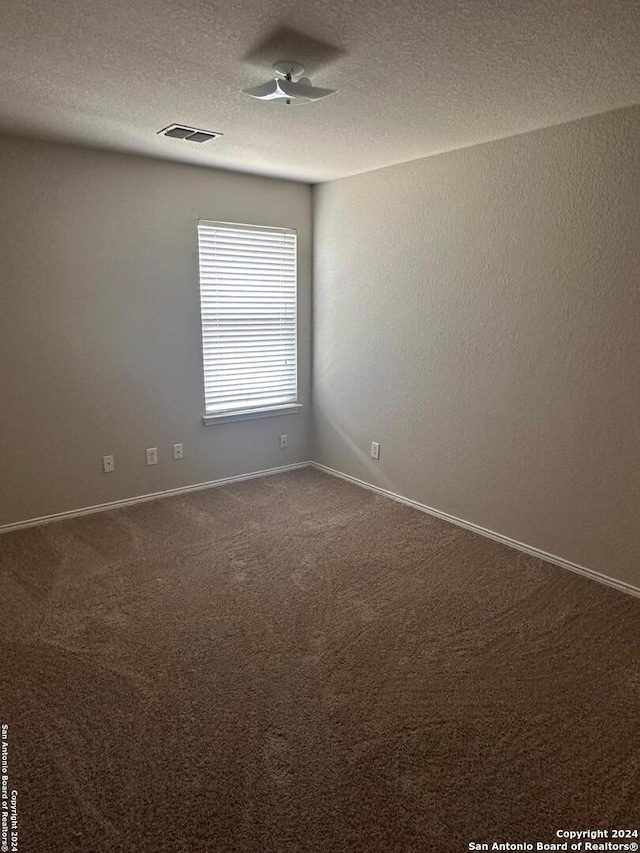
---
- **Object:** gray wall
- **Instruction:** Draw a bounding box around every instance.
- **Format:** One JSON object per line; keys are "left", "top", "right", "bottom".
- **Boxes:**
{"left": 3, "top": 109, "right": 639, "bottom": 590}
{"left": 312, "top": 106, "right": 640, "bottom": 588}
{"left": 0, "top": 136, "right": 312, "bottom": 525}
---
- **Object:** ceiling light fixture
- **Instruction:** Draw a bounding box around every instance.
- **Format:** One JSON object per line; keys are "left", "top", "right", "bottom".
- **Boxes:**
{"left": 242, "top": 61, "right": 337, "bottom": 106}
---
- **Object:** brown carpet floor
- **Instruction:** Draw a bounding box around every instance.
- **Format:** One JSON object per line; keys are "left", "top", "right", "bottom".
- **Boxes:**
{"left": 0, "top": 467, "right": 638, "bottom": 852}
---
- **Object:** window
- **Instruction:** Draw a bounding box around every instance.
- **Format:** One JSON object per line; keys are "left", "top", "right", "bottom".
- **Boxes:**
{"left": 197, "top": 221, "right": 300, "bottom": 423}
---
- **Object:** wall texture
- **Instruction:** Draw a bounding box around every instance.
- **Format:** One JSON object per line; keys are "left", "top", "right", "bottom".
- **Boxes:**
{"left": 0, "top": 136, "right": 311, "bottom": 525}
{"left": 312, "top": 106, "right": 640, "bottom": 588}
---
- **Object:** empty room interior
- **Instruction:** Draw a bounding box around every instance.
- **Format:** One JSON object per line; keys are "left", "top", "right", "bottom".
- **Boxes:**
{"left": 1, "top": 0, "right": 639, "bottom": 850}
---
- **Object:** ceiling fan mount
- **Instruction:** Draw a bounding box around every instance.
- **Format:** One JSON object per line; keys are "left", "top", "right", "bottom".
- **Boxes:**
{"left": 272, "top": 61, "right": 306, "bottom": 81}
{"left": 242, "top": 60, "right": 337, "bottom": 106}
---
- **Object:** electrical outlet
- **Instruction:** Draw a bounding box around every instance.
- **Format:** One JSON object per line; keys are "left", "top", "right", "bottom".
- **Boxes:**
{"left": 370, "top": 441, "right": 380, "bottom": 460}
{"left": 146, "top": 447, "right": 158, "bottom": 466}
{"left": 173, "top": 443, "right": 183, "bottom": 460}
{"left": 279, "top": 434, "right": 288, "bottom": 449}
{"left": 102, "top": 455, "right": 115, "bottom": 473}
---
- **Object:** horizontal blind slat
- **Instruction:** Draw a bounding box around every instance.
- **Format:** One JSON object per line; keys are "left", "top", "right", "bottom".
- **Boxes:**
{"left": 202, "top": 345, "right": 296, "bottom": 355}
{"left": 198, "top": 224, "right": 295, "bottom": 238}
{"left": 205, "top": 391, "right": 297, "bottom": 404}
{"left": 206, "top": 393, "right": 297, "bottom": 407}
{"left": 206, "top": 382, "right": 296, "bottom": 395}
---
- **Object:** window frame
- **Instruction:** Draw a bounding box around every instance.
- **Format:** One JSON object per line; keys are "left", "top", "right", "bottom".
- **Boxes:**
{"left": 196, "top": 219, "right": 302, "bottom": 425}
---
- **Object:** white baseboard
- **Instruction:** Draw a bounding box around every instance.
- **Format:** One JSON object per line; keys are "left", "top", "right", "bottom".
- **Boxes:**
{"left": 4, "top": 458, "right": 638, "bottom": 601}
{"left": 310, "top": 462, "right": 640, "bottom": 600}
{"left": 0, "top": 461, "right": 312, "bottom": 535}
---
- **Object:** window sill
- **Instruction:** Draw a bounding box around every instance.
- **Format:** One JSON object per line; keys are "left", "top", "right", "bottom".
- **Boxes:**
{"left": 202, "top": 403, "right": 303, "bottom": 426}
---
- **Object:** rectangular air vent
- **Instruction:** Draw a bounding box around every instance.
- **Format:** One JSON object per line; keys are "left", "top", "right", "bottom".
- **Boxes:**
{"left": 158, "top": 124, "right": 223, "bottom": 144}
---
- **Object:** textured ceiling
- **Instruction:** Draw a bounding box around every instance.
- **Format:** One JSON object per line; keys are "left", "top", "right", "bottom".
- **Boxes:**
{"left": 2, "top": 0, "right": 639, "bottom": 183}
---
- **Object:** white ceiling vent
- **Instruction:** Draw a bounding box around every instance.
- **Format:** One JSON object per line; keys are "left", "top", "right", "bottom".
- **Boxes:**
{"left": 158, "top": 124, "right": 223, "bottom": 143}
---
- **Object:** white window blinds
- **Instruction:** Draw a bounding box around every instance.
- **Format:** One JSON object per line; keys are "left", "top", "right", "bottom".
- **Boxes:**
{"left": 197, "top": 221, "right": 298, "bottom": 416}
